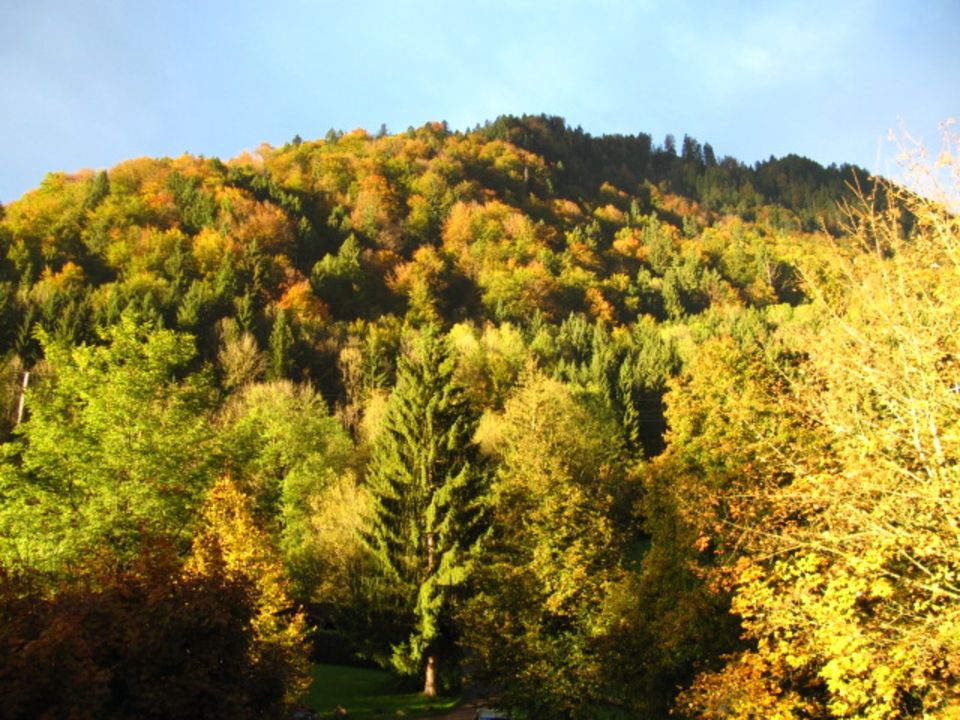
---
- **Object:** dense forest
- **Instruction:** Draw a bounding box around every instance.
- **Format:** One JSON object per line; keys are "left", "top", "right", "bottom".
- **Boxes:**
{"left": 0, "top": 114, "right": 957, "bottom": 719}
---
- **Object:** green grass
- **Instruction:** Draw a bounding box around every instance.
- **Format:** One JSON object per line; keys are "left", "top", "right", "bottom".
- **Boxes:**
{"left": 303, "top": 664, "right": 461, "bottom": 719}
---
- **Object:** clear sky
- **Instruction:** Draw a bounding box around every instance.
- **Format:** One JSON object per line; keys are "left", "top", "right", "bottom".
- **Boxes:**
{"left": 1, "top": 0, "right": 957, "bottom": 203}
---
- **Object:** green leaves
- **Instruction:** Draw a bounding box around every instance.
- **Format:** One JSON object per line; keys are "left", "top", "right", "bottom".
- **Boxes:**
{"left": 462, "top": 374, "right": 631, "bottom": 718}
{"left": 0, "top": 313, "right": 216, "bottom": 573}
{"left": 364, "top": 327, "right": 486, "bottom": 685}
{"left": 216, "top": 378, "right": 355, "bottom": 600}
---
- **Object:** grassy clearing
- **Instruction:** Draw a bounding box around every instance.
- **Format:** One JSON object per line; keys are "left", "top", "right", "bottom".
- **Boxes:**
{"left": 304, "top": 664, "right": 461, "bottom": 719}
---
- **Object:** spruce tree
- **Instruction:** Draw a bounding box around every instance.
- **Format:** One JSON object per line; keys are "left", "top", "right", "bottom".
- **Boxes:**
{"left": 267, "top": 309, "right": 294, "bottom": 380}
{"left": 365, "top": 327, "right": 486, "bottom": 696}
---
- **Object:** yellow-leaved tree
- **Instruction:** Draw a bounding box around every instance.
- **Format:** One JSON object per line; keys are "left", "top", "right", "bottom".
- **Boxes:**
{"left": 680, "top": 129, "right": 960, "bottom": 719}
{"left": 187, "top": 477, "right": 310, "bottom": 713}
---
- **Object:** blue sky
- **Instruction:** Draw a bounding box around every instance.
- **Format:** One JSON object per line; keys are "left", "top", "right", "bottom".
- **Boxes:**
{"left": 1, "top": 0, "right": 957, "bottom": 203}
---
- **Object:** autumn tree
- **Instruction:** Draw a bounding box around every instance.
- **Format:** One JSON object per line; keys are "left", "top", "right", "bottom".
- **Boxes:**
{"left": 680, "top": 140, "right": 960, "bottom": 718}
{"left": 187, "top": 477, "right": 310, "bottom": 710}
{"left": 462, "top": 374, "right": 631, "bottom": 718}
{"left": 0, "top": 541, "right": 275, "bottom": 720}
{"left": 364, "top": 328, "right": 486, "bottom": 696}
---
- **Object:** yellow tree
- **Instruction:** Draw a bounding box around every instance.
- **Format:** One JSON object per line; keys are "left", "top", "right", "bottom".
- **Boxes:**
{"left": 187, "top": 478, "right": 310, "bottom": 710}
{"left": 681, "top": 135, "right": 960, "bottom": 719}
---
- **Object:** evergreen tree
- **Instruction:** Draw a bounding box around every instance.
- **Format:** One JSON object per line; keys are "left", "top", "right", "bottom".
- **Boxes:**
{"left": 364, "top": 328, "right": 486, "bottom": 696}
{"left": 267, "top": 309, "right": 294, "bottom": 380}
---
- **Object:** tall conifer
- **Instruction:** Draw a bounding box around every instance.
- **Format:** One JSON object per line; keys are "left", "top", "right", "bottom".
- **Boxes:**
{"left": 365, "top": 327, "right": 485, "bottom": 696}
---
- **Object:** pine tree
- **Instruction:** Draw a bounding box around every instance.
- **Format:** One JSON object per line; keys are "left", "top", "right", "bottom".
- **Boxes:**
{"left": 365, "top": 328, "right": 486, "bottom": 696}
{"left": 267, "top": 309, "right": 294, "bottom": 380}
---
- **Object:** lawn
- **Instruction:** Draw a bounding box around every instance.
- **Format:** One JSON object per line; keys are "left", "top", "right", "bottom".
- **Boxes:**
{"left": 303, "top": 664, "right": 462, "bottom": 719}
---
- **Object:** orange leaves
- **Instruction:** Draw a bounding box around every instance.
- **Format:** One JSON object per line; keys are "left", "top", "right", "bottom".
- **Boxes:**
{"left": 222, "top": 190, "right": 295, "bottom": 257}
{"left": 566, "top": 239, "right": 603, "bottom": 271}
{"left": 679, "top": 650, "right": 824, "bottom": 720}
{"left": 584, "top": 286, "right": 616, "bottom": 324}
{"left": 387, "top": 246, "right": 450, "bottom": 323}
{"left": 442, "top": 200, "right": 500, "bottom": 273}
{"left": 109, "top": 157, "right": 172, "bottom": 195}
{"left": 551, "top": 198, "right": 584, "bottom": 223}
{"left": 387, "top": 245, "right": 446, "bottom": 291}
{"left": 443, "top": 200, "right": 551, "bottom": 276}
{"left": 693, "top": 534, "right": 712, "bottom": 553}
{"left": 347, "top": 173, "right": 401, "bottom": 246}
{"left": 33, "top": 261, "right": 86, "bottom": 296}
{"left": 611, "top": 227, "right": 643, "bottom": 259}
{"left": 659, "top": 192, "right": 706, "bottom": 223}
{"left": 278, "top": 279, "right": 329, "bottom": 328}
{"left": 593, "top": 203, "right": 625, "bottom": 226}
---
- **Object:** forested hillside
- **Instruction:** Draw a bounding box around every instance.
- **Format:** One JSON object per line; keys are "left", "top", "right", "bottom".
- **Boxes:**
{"left": 1, "top": 115, "right": 956, "bottom": 719}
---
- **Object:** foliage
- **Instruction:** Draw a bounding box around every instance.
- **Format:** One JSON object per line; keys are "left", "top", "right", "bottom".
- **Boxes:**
{"left": 218, "top": 379, "right": 356, "bottom": 600}
{"left": 0, "top": 115, "right": 935, "bottom": 718}
{"left": 677, "top": 138, "right": 960, "bottom": 718}
{"left": 187, "top": 477, "right": 311, "bottom": 709}
{"left": 462, "top": 374, "right": 631, "bottom": 719}
{"left": 0, "top": 313, "right": 216, "bottom": 573}
{"left": 364, "top": 328, "right": 486, "bottom": 693}
{"left": 0, "top": 539, "right": 292, "bottom": 720}
{"left": 0, "top": 115, "right": 861, "bottom": 370}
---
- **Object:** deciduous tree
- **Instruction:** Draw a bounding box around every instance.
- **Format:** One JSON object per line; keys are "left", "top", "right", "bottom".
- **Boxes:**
{"left": 680, "top": 143, "right": 960, "bottom": 719}
{"left": 462, "top": 374, "right": 630, "bottom": 718}
{"left": 0, "top": 313, "right": 216, "bottom": 574}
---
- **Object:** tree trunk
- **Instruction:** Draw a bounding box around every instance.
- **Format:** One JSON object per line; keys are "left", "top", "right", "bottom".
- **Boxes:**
{"left": 423, "top": 654, "right": 437, "bottom": 697}
{"left": 423, "top": 530, "right": 438, "bottom": 696}
{"left": 15, "top": 371, "right": 29, "bottom": 427}
{"left": 426, "top": 531, "right": 435, "bottom": 572}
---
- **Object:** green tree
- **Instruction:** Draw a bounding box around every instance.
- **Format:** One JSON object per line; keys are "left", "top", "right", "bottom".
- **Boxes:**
{"left": 0, "top": 313, "right": 216, "bottom": 574}
{"left": 311, "top": 233, "right": 366, "bottom": 319}
{"left": 267, "top": 308, "right": 294, "bottom": 380}
{"left": 553, "top": 315, "right": 678, "bottom": 458}
{"left": 364, "top": 328, "right": 486, "bottom": 696}
{"left": 168, "top": 171, "right": 216, "bottom": 234}
{"left": 218, "top": 379, "right": 355, "bottom": 601}
{"left": 462, "top": 374, "right": 630, "bottom": 719}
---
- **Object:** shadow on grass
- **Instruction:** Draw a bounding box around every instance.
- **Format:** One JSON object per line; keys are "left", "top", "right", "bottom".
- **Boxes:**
{"left": 304, "top": 664, "right": 461, "bottom": 719}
